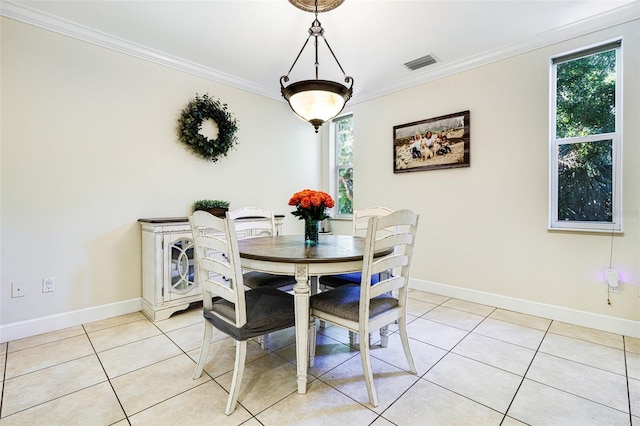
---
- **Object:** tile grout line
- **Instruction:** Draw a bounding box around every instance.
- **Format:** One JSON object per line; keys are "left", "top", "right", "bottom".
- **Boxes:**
{"left": 369, "top": 296, "right": 437, "bottom": 426}
{"left": 309, "top": 295, "right": 448, "bottom": 418}
{"left": 623, "top": 338, "right": 633, "bottom": 425}
{"left": 104, "top": 314, "right": 213, "bottom": 422}
{"left": 410, "top": 303, "right": 561, "bottom": 424}
{"left": 301, "top": 314, "right": 427, "bottom": 424}
{"left": 124, "top": 381, "right": 215, "bottom": 421}
{"left": 537, "top": 345, "right": 629, "bottom": 378}
{"left": 156, "top": 309, "right": 635, "bottom": 423}
{"left": 0, "top": 295, "right": 634, "bottom": 423}
{"left": 522, "top": 376, "right": 632, "bottom": 418}
{"left": 425, "top": 301, "right": 633, "bottom": 422}
{"left": 499, "top": 321, "right": 551, "bottom": 425}
{"left": 82, "top": 324, "right": 131, "bottom": 426}
{"left": 152, "top": 312, "right": 268, "bottom": 422}
{"left": 533, "top": 327, "right": 634, "bottom": 416}
{"left": 182, "top": 309, "right": 364, "bottom": 420}
{"left": 374, "top": 295, "right": 457, "bottom": 418}
{"left": 114, "top": 316, "right": 236, "bottom": 421}
{"left": 264, "top": 327, "right": 373, "bottom": 419}
{"left": 375, "top": 297, "right": 492, "bottom": 423}
{"left": 0, "top": 353, "right": 118, "bottom": 421}
{"left": 526, "top": 330, "right": 632, "bottom": 414}
{"left": 436, "top": 305, "right": 520, "bottom": 423}
{"left": 0, "top": 341, "right": 7, "bottom": 418}
{"left": 412, "top": 302, "right": 508, "bottom": 419}
{"left": 414, "top": 379, "right": 506, "bottom": 421}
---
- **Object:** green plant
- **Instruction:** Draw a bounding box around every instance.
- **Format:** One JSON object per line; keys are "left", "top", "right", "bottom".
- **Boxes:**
{"left": 193, "top": 199, "right": 230, "bottom": 210}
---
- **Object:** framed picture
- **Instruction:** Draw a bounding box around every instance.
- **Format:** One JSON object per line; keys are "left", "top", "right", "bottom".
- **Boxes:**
{"left": 393, "top": 110, "right": 470, "bottom": 173}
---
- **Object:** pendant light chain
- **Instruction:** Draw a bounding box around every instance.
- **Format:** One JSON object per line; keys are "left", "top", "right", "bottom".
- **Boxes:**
{"left": 280, "top": 0, "right": 354, "bottom": 132}
{"left": 314, "top": 0, "right": 319, "bottom": 80}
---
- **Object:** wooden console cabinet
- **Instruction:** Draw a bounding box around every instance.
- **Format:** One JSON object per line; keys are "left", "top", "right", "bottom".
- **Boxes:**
{"left": 138, "top": 215, "right": 283, "bottom": 321}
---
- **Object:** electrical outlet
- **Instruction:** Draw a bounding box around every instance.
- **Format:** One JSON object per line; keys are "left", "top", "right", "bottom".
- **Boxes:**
{"left": 12, "top": 282, "right": 25, "bottom": 298}
{"left": 605, "top": 269, "right": 619, "bottom": 293}
{"left": 42, "top": 277, "right": 55, "bottom": 293}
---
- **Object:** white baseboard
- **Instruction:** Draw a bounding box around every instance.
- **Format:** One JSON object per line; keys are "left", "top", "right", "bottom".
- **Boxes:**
{"left": 410, "top": 279, "right": 640, "bottom": 339}
{"left": 2, "top": 281, "right": 638, "bottom": 343}
{"left": 0, "top": 298, "right": 142, "bottom": 343}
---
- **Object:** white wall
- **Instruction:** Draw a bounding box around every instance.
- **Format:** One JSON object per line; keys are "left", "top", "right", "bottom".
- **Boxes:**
{"left": 345, "top": 20, "right": 639, "bottom": 328}
{"left": 0, "top": 18, "right": 320, "bottom": 336}
{"left": 2, "top": 16, "right": 638, "bottom": 342}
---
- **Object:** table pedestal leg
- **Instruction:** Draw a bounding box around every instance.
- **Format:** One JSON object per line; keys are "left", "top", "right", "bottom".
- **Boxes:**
{"left": 294, "top": 264, "right": 310, "bottom": 394}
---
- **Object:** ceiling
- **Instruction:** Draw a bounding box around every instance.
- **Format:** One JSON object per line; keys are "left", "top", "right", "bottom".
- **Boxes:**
{"left": 3, "top": 1, "right": 639, "bottom": 104}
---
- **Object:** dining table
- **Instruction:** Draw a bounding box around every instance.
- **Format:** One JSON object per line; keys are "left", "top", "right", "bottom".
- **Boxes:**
{"left": 237, "top": 233, "right": 384, "bottom": 394}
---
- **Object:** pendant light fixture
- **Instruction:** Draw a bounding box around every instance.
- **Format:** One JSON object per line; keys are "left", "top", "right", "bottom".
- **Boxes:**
{"left": 281, "top": 0, "right": 353, "bottom": 133}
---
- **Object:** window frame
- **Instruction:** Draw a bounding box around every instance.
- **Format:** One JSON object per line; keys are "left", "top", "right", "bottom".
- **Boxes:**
{"left": 548, "top": 39, "right": 623, "bottom": 233}
{"left": 330, "top": 113, "right": 354, "bottom": 219}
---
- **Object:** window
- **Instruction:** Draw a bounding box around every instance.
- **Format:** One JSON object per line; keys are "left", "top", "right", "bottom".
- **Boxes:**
{"left": 332, "top": 114, "right": 353, "bottom": 216}
{"left": 550, "top": 40, "right": 622, "bottom": 232}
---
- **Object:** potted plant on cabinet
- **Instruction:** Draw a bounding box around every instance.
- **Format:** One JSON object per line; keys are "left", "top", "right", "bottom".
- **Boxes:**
{"left": 192, "top": 199, "right": 230, "bottom": 218}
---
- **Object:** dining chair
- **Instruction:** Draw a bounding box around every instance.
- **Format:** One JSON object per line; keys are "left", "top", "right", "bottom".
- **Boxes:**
{"left": 319, "top": 206, "right": 394, "bottom": 289}
{"left": 228, "top": 207, "right": 297, "bottom": 349}
{"left": 318, "top": 206, "right": 394, "bottom": 346}
{"left": 310, "top": 209, "right": 419, "bottom": 407}
{"left": 228, "top": 206, "right": 297, "bottom": 290}
{"left": 189, "top": 210, "right": 296, "bottom": 415}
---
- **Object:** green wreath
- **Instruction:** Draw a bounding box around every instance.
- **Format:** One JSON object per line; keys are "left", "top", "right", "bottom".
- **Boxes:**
{"left": 177, "top": 93, "right": 239, "bottom": 162}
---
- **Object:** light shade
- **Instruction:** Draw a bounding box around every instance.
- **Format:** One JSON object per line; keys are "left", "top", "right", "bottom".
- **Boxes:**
{"left": 280, "top": 2, "right": 353, "bottom": 133}
{"left": 281, "top": 79, "right": 352, "bottom": 131}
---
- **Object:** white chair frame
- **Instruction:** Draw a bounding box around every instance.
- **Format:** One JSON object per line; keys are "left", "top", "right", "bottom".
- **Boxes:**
{"left": 228, "top": 207, "right": 296, "bottom": 349}
{"left": 310, "top": 209, "right": 419, "bottom": 407}
{"left": 190, "top": 211, "right": 295, "bottom": 415}
{"left": 319, "top": 206, "right": 395, "bottom": 346}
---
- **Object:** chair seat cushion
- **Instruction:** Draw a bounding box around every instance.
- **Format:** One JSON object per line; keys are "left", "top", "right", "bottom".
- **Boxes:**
{"left": 310, "top": 284, "right": 398, "bottom": 322}
{"left": 204, "top": 286, "right": 295, "bottom": 341}
{"left": 319, "top": 272, "right": 380, "bottom": 288}
{"left": 243, "top": 271, "right": 297, "bottom": 289}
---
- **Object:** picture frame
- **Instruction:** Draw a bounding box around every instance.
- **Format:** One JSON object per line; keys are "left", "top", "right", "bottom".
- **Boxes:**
{"left": 393, "top": 110, "right": 470, "bottom": 173}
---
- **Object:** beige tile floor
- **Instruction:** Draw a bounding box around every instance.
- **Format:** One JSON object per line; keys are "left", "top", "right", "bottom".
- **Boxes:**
{"left": 1, "top": 289, "right": 638, "bottom": 425}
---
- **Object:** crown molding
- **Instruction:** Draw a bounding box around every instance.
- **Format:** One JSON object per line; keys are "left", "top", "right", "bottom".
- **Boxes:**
{"left": 2, "top": 0, "right": 638, "bottom": 104}
{"left": 352, "top": 1, "right": 640, "bottom": 104}
{"left": 0, "top": 1, "right": 278, "bottom": 100}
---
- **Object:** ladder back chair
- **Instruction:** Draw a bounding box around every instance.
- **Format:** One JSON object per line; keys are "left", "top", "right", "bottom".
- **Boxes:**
{"left": 319, "top": 206, "right": 394, "bottom": 289}
{"left": 319, "top": 206, "right": 395, "bottom": 345}
{"left": 228, "top": 206, "right": 297, "bottom": 290}
{"left": 310, "top": 209, "right": 419, "bottom": 407}
{"left": 228, "top": 207, "right": 297, "bottom": 349}
{"left": 190, "top": 211, "right": 295, "bottom": 415}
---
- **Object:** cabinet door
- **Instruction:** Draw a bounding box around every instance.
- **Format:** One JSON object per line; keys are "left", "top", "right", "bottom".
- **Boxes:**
{"left": 163, "top": 233, "right": 199, "bottom": 301}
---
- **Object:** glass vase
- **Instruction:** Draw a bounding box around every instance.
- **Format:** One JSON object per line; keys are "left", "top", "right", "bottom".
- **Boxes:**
{"left": 304, "top": 219, "right": 320, "bottom": 246}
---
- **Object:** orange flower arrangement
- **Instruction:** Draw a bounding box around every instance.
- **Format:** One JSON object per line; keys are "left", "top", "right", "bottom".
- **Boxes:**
{"left": 288, "top": 189, "right": 335, "bottom": 222}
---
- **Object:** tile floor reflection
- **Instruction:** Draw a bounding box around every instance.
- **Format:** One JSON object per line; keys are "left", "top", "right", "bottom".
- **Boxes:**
{"left": 0, "top": 289, "right": 638, "bottom": 425}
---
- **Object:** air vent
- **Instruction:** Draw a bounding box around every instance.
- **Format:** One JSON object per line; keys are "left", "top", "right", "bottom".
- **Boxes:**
{"left": 404, "top": 54, "right": 438, "bottom": 71}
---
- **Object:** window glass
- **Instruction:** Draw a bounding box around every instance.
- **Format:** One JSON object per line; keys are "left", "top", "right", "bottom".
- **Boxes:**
{"left": 336, "top": 116, "right": 353, "bottom": 166}
{"left": 334, "top": 114, "right": 353, "bottom": 216}
{"left": 556, "top": 49, "right": 616, "bottom": 138}
{"left": 557, "top": 139, "right": 612, "bottom": 222}
{"left": 337, "top": 167, "right": 353, "bottom": 215}
{"left": 550, "top": 41, "right": 621, "bottom": 232}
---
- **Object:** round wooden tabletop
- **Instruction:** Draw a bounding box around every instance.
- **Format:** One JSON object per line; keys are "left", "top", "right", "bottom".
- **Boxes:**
{"left": 237, "top": 235, "right": 369, "bottom": 264}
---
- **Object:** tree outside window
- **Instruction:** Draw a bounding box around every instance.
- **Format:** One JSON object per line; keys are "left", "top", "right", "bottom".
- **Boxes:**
{"left": 334, "top": 114, "right": 353, "bottom": 216}
{"left": 550, "top": 41, "right": 621, "bottom": 231}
